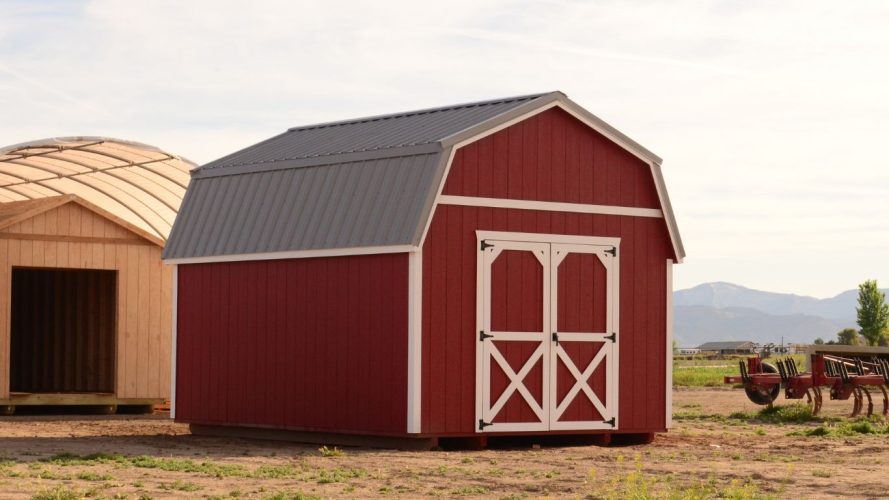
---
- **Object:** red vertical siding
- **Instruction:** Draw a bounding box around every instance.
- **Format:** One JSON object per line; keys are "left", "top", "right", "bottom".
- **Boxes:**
{"left": 176, "top": 253, "right": 409, "bottom": 435}
{"left": 423, "top": 107, "right": 671, "bottom": 435}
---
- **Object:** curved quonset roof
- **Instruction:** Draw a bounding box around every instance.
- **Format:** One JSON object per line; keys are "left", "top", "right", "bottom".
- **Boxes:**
{"left": 0, "top": 137, "right": 197, "bottom": 241}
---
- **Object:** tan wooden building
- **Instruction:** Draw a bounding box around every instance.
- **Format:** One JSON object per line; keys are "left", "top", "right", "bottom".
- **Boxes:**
{"left": 0, "top": 138, "right": 194, "bottom": 414}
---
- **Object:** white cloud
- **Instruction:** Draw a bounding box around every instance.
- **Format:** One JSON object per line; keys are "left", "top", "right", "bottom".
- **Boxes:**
{"left": 0, "top": 0, "right": 887, "bottom": 297}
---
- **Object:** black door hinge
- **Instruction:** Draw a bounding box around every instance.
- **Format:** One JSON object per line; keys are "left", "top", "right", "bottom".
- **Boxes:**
{"left": 605, "top": 332, "right": 617, "bottom": 343}
{"left": 478, "top": 419, "right": 492, "bottom": 431}
{"left": 479, "top": 330, "right": 494, "bottom": 341}
{"left": 605, "top": 417, "right": 615, "bottom": 427}
{"left": 605, "top": 247, "right": 617, "bottom": 257}
{"left": 480, "top": 240, "right": 494, "bottom": 251}
{"left": 552, "top": 332, "right": 560, "bottom": 346}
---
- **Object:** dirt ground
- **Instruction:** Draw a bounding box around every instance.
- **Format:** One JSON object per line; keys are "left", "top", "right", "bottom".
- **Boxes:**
{"left": 1, "top": 389, "right": 888, "bottom": 499}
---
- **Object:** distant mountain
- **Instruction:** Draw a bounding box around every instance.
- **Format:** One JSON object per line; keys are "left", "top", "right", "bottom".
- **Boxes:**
{"left": 674, "top": 282, "right": 887, "bottom": 324}
{"left": 673, "top": 305, "right": 848, "bottom": 347}
{"left": 672, "top": 282, "right": 887, "bottom": 347}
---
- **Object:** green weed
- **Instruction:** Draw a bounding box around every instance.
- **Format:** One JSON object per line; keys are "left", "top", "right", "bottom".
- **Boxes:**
{"left": 252, "top": 464, "right": 300, "bottom": 479}
{"left": 793, "top": 418, "right": 889, "bottom": 437}
{"left": 315, "top": 467, "right": 367, "bottom": 484}
{"left": 158, "top": 480, "right": 201, "bottom": 492}
{"left": 262, "top": 491, "right": 321, "bottom": 500}
{"left": 31, "top": 485, "right": 84, "bottom": 500}
{"left": 450, "top": 485, "right": 489, "bottom": 496}
{"left": 76, "top": 471, "right": 113, "bottom": 481}
{"left": 590, "top": 453, "right": 774, "bottom": 500}
{"left": 318, "top": 446, "right": 344, "bottom": 457}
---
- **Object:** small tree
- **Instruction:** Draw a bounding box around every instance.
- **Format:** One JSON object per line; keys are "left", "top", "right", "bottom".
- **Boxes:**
{"left": 836, "top": 328, "right": 860, "bottom": 346}
{"left": 814, "top": 337, "right": 824, "bottom": 345}
{"left": 857, "top": 280, "right": 889, "bottom": 346}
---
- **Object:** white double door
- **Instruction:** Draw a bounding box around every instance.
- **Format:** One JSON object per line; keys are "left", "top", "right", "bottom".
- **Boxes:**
{"left": 476, "top": 235, "right": 619, "bottom": 432}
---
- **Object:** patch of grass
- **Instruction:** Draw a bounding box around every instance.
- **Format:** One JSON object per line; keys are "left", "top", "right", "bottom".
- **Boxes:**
{"left": 42, "top": 452, "right": 303, "bottom": 479}
{"left": 31, "top": 485, "right": 84, "bottom": 500}
{"left": 317, "top": 446, "right": 343, "bottom": 457}
{"left": 672, "top": 364, "right": 740, "bottom": 387}
{"left": 590, "top": 453, "right": 774, "bottom": 500}
{"left": 263, "top": 491, "right": 321, "bottom": 500}
{"left": 756, "top": 403, "right": 815, "bottom": 423}
{"left": 36, "top": 470, "right": 74, "bottom": 480}
{"left": 42, "top": 453, "right": 124, "bottom": 466}
{"left": 315, "top": 467, "right": 367, "bottom": 484}
{"left": 793, "top": 418, "right": 889, "bottom": 437}
{"left": 450, "top": 485, "right": 489, "bottom": 496}
{"left": 76, "top": 471, "right": 113, "bottom": 481}
{"left": 812, "top": 470, "right": 832, "bottom": 478}
{"left": 131, "top": 456, "right": 247, "bottom": 477}
{"left": 252, "top": 464, "right": 300, "bottom": 479}
{"left": 158, "top": 480, "right": 202, "bottom": 492}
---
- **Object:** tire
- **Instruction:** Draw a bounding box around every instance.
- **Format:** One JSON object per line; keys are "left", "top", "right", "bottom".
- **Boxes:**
{"left": 744, "top": 362, "right": 780, "bottom": 405}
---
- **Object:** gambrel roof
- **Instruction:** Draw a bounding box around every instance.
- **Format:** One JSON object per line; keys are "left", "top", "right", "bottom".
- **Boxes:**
{"left": 164, "top": 92, "right": 684, "bottom": 262}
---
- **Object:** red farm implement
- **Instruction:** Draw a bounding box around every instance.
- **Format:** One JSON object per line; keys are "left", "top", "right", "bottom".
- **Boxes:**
{"left": 725, "top": 351, "right": 889, "bottom": 417}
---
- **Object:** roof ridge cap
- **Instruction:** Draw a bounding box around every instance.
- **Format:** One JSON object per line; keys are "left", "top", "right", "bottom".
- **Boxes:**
{"left": 286, "top": 92, "right": 553, "bottom": 133}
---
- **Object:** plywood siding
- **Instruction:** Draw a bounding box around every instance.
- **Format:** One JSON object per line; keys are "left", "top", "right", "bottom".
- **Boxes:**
{"left": 0, "top": 202, "right": 171, "bottom": 400}
{"left": 422, "top": 107, "right": 673, "bottom": 435}
{"left": 175, "top": 253, "right": 409, "bottom": 435}
{"left": 442, "top": 107, "right": 661, "bottom": 209}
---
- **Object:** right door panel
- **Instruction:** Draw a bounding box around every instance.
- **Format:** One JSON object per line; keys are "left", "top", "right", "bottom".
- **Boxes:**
{"left": 549, "top": 244, "right": 618, "bottom": 430}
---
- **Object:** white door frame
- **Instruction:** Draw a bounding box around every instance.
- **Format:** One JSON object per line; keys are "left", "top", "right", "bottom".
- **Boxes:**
{"left": 475, "top": 230, "right": 620, "bottom": 433}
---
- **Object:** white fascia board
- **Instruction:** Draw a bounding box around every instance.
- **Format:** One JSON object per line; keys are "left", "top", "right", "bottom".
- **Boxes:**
{"left": 439, "top": 195, "right": 663, "bottom": 218}
{"left": 163, "top": 245, "right": 418, "bottom": 265}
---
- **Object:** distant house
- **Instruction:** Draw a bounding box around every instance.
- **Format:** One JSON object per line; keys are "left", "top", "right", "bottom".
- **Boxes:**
{"left": 675, "top": 347, "right": 701, "bottom": 355}
{"left": 697, "top": 341, "right": 757, "bottom": 355}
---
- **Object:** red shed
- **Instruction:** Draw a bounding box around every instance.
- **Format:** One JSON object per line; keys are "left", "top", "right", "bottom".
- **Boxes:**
{"left": 164, "top": 92, "right": 685, "bottom": 447}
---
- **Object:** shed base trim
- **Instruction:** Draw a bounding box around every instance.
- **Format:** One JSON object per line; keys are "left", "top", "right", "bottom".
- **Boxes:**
{"left": 0, "top": 393, "right": 164, "bottom": 406}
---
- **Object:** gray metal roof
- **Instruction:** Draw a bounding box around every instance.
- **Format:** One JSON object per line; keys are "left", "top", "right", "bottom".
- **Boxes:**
{"left": 165, "top": 152, "right": 439, "bottom": 258}
{"left": 201, "top": 93, "right": 546, "bottom": 170}
{"left": 164, "top": 91, "right": 686, "bottom": 261}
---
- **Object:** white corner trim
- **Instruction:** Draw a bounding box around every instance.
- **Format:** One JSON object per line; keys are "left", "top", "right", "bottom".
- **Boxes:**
{"left": 418, "top": 147, "right": 457, "bottom": 246}
{"left": 170, "top": 264, "right": 178, "bottom": 420}
{"left": 666, "top": 259, "right": 674, "bottom": 429}
{"left": 476, "top": 230, "right": 620, "bottom": 248}
{"left": 406, "top": 250, "right": 423, "bottom": 433}
{"left": 440, "top": 195, "right": 663, "bottom": 218}
{"left": 163, "top": 245, "right": 418, "bottom": 265}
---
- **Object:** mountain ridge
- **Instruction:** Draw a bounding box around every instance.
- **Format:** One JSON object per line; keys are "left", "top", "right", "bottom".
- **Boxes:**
{"left": 673, "top": 282, "right": 886, "bottom": 347}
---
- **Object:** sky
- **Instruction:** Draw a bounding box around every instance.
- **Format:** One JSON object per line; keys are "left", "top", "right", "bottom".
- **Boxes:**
{"left": 0, "top": 0, "right": 887, "bottom": 298}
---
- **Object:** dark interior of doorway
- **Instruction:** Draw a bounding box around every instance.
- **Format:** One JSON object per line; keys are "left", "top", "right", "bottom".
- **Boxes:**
{"left": 10, "top": 267, "right": 116, "bottom": 393}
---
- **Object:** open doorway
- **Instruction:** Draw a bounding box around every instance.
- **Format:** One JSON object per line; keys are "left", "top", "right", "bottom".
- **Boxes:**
{"left": 10, "top": 268, "right": 116, "bottom": 394}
